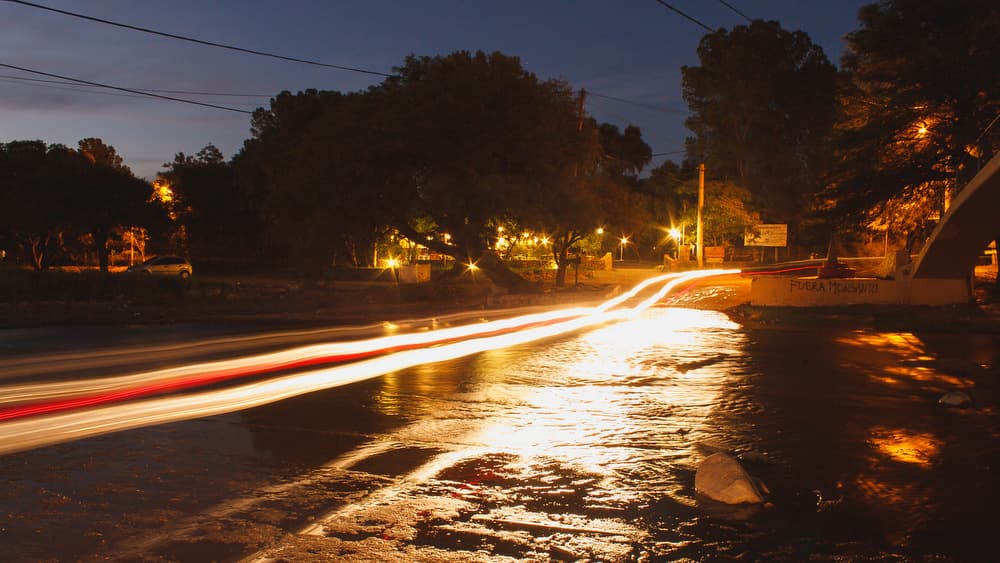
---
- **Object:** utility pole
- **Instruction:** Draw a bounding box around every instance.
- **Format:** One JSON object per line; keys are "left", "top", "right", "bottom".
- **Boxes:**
{"left": 697, "top": 163, "right": 705, "bottom": 267}
{"left": 572, "top": 89, "right": 586, "bottom": 178}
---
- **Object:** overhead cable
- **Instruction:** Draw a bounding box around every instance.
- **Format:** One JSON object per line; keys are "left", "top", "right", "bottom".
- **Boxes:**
{"left": 716, "top": 0, "right": 752, "bottom": 23}
{"left": 3, "top": 0, "right": 394, "bottom": 78}
{"left": 653, "top": 0, "right": 713, "bottom": 32}
{"left": 0, "top": 62, "right": 253, "bottom": 114}
{"left": 0, "top": 76, "right": 153, "bottom": 100}
{"left": 0, "top": 73, "right": 272, "bottom": 98}
{"left": 588, "top": 91, "right": 685, "bottom": 115}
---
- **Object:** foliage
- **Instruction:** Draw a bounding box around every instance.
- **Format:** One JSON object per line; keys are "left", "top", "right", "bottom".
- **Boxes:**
{"left": 235, "top": 89, "right": 383, "bottom": 270}
{"left": 598, "top": 124, "right": 652, "bottom": 182}
{"left": 826, "top": 0, "right": 1000, "bottom": 240}
{"left": 381, "top": 51, "right": 591, "bottom": 290}
{"left": 677, "top": 180, "right": 760, "bottom": 246}
{"left": 682, "top": 20, "right": 837, "bottom": 229}
{"left": 235, "top": 51, "right": 627, "bottom": 289}
{"left": 73, "top": 159, "right": 159, "bottom": 271}
{"left": 524, "top": 121, "right": 652, "bottom": 286}
{"left": 0, "top": 140, "right": 159, "bottom": 271}
{"left": 161, "top": 144, "right": 258, "bottom": 267}
{"left": 78, "top": 138, "right": 131, "bottom": 174}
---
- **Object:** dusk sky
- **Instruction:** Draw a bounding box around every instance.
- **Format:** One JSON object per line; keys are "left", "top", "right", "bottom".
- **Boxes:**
{"left": 2, "top": 0, "right": 870, "bottom": 180}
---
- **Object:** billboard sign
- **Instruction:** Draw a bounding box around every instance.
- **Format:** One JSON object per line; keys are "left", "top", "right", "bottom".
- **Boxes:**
{"left": 704, "top": 246, "right": 726, "bottom": 263}
{"left": 744, "top": 224, "right": 788, "bottom": 247}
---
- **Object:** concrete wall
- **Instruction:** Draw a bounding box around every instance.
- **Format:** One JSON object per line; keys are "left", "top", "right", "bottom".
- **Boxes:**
{"left": 906, "top": 277, "right": 972, "bottom": 306}
{"left": 749, "top": 275, "right": 971, "bottom": 306}
{"left": 751, "top": 277, "right": 900, "bottom": 306}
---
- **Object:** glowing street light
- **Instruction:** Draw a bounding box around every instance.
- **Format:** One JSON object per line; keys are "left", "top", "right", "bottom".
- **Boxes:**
{"left": 668, "top": 228, "right": 682, "bottom": 259}
{"left": 619, "top": 236, "right": 628, "bottom": 261}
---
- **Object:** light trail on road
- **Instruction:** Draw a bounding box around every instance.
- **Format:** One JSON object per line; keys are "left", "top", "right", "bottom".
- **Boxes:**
{"left": 0, "top": 270, "right": 738, "bottom": 455}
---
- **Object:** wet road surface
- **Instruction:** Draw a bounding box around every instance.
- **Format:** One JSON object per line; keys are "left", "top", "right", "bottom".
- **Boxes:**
{"left": 1, "top": 301, "right": 998, "bottom": 561}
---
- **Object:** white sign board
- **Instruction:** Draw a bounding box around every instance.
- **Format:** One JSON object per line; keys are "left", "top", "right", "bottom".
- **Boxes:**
{"left": 744, "top": 224, "right": 788, "bottom": 247}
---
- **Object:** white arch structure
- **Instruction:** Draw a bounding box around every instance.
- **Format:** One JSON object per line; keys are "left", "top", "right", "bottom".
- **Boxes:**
{"left": 908, "top": 151, "right": 1000, "bottom": 304}
{"left": 749, "top": 151, "right": 998, "bottom": 306}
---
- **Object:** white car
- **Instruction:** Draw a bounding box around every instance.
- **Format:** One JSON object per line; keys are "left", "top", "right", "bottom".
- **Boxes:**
{"left": 127, "top": 255, "right": 193, "bottom": 278}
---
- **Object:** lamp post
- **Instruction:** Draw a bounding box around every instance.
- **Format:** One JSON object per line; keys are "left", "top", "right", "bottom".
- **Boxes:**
{"left": 668, "top": 228, "right": 681, "bottom": 259}
{"left": 619, "top": 237, "right": 628, "bottom": 261}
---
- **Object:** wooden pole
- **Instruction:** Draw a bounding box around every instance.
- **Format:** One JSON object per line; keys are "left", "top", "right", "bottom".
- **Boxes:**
{"left": 697, "top": 163, "right": 705, "bottom": 267}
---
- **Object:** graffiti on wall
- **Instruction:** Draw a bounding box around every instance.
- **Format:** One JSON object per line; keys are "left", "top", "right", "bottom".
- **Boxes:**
{"left": 788, "top": 279, "right": 881, "bottom": 296}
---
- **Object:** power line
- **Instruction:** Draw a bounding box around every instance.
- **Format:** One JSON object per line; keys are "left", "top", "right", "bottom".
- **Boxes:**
{"left": 0, "top": 76, "right": 261, "bottom": 111}
{"left": 716, "top": 0, "right": 752, "bottom": 23}
{"left": 4, "top": 0, "right": 395, "bottom": 78}
{"left": 0, "top": 62, "right": 253, "bottom": 114}
{"left": 651, "top": 150, "right": 685, "bottom": 157}
{"left": 588, "top": 91, "right": 685, "bottom": 115}
{"left": 0, "top": 76, "right": 152, "bottom": 100}
{"left": 653, "top": 0, "right": 713, "bottom": 32}
{"left": 0, "top": 73, "right": 273, "bottom": 98}
{"left": 6, "top": 1, "right": 688, "bottom": 123}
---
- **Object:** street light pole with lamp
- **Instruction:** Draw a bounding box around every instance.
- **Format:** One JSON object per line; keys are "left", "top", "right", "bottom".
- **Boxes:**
{"left": 668, "top": 228, "right": 682, "bottom": 259}
{"left": 619, "top": 236, "right": 628, "bottom": 261}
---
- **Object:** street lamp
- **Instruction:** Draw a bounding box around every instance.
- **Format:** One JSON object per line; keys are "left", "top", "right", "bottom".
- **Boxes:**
{"left": 619, "top": 236, "right": 628, "bottom": 261}
{"left": 668, "top": 228, "right": 681, "bottom": 259}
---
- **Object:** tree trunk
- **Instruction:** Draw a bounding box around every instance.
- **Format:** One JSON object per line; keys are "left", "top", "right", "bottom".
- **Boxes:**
{"left": 551, "top": 230, "right": 580, "bottom": 288}
{"left": 476, "top": 251, "right": 536, "bottom": 293}
{"left": 554, "top": 244, "right": 569, "bottom": 288}
{"left": 94, "top": 229, "right": 110, "bottom": 272}
{"left": 29, "top": 238, "right": 44, "bottom": 271}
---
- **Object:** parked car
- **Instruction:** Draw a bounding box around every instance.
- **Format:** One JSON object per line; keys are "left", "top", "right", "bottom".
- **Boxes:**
{"left": 127, "top": 255, "right": 193, "bottom": 278}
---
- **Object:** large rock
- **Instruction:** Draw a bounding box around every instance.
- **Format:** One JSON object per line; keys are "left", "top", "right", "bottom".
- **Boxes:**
{"left": 695, "top": 452, "right": 768, "bottom": 504}
{"left": 938, "top": 390, "right": 972, "bottom": 408}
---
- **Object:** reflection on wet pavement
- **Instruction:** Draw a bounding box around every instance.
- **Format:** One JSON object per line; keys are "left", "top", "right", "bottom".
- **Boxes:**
{"left": 1, "top": 308, "right": 998, "bottom": 561}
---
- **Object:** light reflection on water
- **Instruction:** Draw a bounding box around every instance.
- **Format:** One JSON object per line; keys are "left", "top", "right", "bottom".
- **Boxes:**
{"left": 355, "top": 307, "right": 999, "bottom": 560}
{"left": 467, "top": 308, "right": 743, "bottom": 497}
{"left": 4, "top": 305, "right": 997, "bottom": 561}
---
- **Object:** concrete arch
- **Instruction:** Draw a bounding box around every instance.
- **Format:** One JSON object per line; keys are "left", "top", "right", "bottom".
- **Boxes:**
{"left": 912, "top": 151, "right": 1000, "bottom": 280}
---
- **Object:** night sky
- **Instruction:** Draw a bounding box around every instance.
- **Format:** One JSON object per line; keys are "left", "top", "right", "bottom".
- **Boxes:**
{"left": 1, "top": 0, "right": 870, "bottom": 179}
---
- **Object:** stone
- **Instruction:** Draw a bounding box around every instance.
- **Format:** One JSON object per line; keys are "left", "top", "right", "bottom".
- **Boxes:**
{"left": 695, "top": 452, "right": 768, "bottom": 504}
{"left": 938, "top": 391, "right": 972, "bottom": 408}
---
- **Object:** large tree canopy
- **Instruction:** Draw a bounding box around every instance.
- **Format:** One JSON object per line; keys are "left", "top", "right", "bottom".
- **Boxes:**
{"left": 237, "top": 51, "right": 615, "bottom": 289}
{"left": 682, "top": 20, "right": 837, "bottom": 229}
{"left": 78, "top": 137, "right": 131, "bottom": 175}
{"left": 161, "top": 144, "right": 257, "bottom": 266}
{"left": 826, "top": 0, "right": 1000, "bottom": 235}
{"left": 0, "top": 140, "right": 156, "bottom": 271}
{"left": 379, "top": 52, "right": 595, "bottom": 289}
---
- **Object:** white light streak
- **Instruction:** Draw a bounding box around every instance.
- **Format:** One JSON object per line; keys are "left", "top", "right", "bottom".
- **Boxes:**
{"left": 0, "top": 270, "right": 738, "bottom": 455}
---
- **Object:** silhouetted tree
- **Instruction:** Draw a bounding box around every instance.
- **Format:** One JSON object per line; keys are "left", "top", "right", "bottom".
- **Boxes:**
{"left": 73, "top": 161, "right": 157, "bottom": 271}
{"left": 161, "top": 144, "right": 258, "bottom": 267}
{"left": 826, "top": 0, "right": 1000, "bottom": 243}
{"left": 78, "top": 137, "right": 131, "bottom": 174}
{"left": 235, "top": 89, "right": 357, "bottom": 270}
{"left": 682, "top": 20, "right": 836, "bottom": 236}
